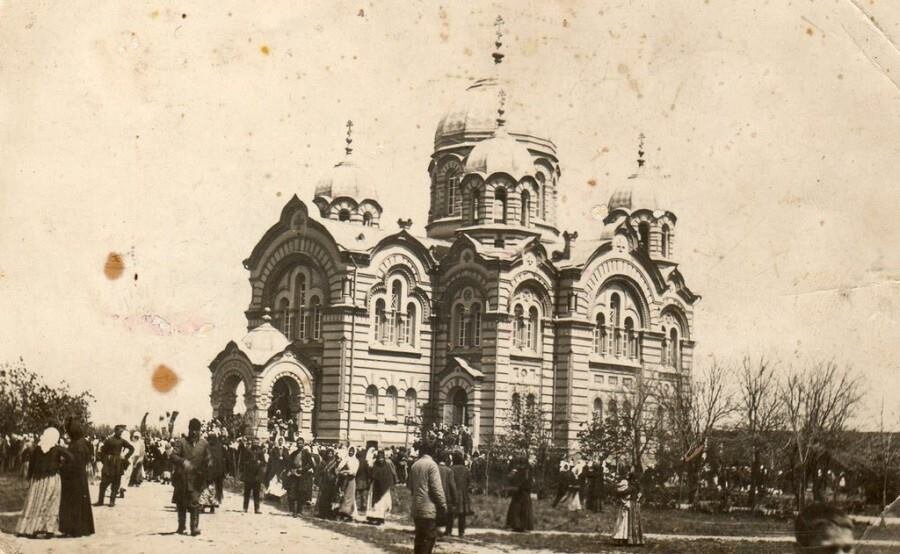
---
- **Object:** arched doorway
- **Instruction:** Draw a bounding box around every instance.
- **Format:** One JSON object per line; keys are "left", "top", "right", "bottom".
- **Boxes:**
{"left": 267, "top": 375, "right": 303, "bottom": 440}
{"left": 450, "top": 387, "right": 468, "bottom": 426}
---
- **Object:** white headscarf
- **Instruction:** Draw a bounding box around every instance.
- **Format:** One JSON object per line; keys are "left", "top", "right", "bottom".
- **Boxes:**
{"left": 38, "top": 427, "right": 60, "bottom": 453}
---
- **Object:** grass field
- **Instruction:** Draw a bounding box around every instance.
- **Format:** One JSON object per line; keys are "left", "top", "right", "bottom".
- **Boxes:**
{"left": 0, "top": 472, "right": 29, "bottom": 533}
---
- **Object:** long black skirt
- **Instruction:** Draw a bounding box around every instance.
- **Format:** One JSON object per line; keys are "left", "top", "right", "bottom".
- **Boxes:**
{"left": 59, "top": 472, "right": 94, "bottom": 537}
{"left": 506, "top": 491, "right": 534, "bottom": 531}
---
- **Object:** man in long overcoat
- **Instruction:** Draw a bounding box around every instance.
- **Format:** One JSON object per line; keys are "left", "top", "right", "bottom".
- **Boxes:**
{"left": 170, "top": 418, "right": 210, "bottom": 536}
{"left": 95, "top": 425, "right": 134, "bottom": 507}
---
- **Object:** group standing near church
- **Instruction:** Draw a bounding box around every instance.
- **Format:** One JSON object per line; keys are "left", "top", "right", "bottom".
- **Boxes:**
{"left": 8, "top": 416, "right": 646, "bottom": 550}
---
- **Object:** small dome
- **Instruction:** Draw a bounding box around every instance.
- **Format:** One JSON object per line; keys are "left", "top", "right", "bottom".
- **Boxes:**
{"left": 314, "top": 158, "right": 379, "bottom": 205}
{"left": 607, "top": 176, "right": 661, "bottom": 214}
{"left": 435, "top": 78, "right": 554, "bottom": 154}
{"left": 464, "top": 127, "right": 535, "bottom": 181}
{"left": 240, "top": 317, "right": 290, "bottom": 365}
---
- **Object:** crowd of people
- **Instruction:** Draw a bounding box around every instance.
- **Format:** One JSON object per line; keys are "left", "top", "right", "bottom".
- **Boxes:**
{"left": 2, "top": 422, "right": 859, "bottom": 553}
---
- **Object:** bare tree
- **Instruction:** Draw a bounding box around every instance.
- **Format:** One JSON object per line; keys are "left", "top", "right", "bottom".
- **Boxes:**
{"left": 781, "top": 360, "right": 862, "bottom": 511}
{"left": 659, "top": 360, "right": 735, "bottom": 505}
{"left": 737, "top": 355, "right": 784, "bottom": 509}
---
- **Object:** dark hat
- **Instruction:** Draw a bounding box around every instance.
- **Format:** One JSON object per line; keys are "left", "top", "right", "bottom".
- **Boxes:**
{"left": 189, "top": 418, "right": 202, "bottom": 431}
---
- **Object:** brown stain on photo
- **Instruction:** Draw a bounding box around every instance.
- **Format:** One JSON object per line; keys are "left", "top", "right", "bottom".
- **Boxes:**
{"left": 152, "top": 364, "right": 179, "bottom": 393}
{"left": 104, "top": 252, "right": 125, "bottom": 280}
{"left": 260, "top": 45, "right": 270, "bottom": 55}
{"left": 587, "top": 178, "right": 598, "bottom": 187}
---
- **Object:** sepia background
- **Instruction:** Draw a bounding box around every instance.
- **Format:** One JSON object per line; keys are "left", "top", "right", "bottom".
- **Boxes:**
{"left": 1, "top": 0, "right": 898, "bottom": 429}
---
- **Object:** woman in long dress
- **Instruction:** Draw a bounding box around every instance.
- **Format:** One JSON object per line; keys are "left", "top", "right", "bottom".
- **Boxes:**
{"left": 365, "top": 450, "right": 395, "bottom": 525}
{"left": 612, "top": 472, "right": 644, "bottom": 546}
{"left": 559, "top": 463, "right": 583, "bottom": 511}
{"left": 505, "top": 457, "right": 535, "bottom": 532}
{"left": 335, "top": 446, "right": 359, "bottom": 521}
{"left": 16, "top": 427, "right": 73, "bottom": 538}
{"left": 316, "top": 448, "right": 338, "bottom": 519}
{"left": 59, "top": 421, "right": 95, "bottom": 537}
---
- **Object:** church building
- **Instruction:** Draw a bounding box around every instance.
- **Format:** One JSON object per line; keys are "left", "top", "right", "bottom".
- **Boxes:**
{"left": 208, "top": 26, "right": 699, "bottom": 449}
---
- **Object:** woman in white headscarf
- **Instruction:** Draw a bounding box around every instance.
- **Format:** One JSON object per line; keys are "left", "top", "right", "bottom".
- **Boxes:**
{"left": 16, "top": 426, "right": 73, "bottom": 538}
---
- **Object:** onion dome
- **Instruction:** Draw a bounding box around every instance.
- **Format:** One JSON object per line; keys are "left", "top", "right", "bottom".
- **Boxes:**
{"left": 240, "top": 309, "right": 290, "bottom": 365}
{"left": 313, "top": 158, "right": 379, "bottom": 204}
{"left": 464, "top": 125, "right": 535, "bottom": 181}
{"left": 313, "top": 120, "right": 380, "bottom": 206}
{"left": 607, "top": 133, "right": 666, "bottom": 215}
{"left": 607, "top": 178, "right": 661, "bottom": 213}
{"left": 435, "top": 77, "right": 554, "bottom": 154}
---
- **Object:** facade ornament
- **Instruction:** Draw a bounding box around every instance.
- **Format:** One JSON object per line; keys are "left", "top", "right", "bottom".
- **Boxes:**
{"left": 397, "top": 218, "right": 413, "bottom": 230}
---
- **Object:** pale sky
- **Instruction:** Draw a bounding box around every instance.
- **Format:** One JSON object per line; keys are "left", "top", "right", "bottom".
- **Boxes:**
{"left": 1, "top": 1, "right": 898, "bottom": 431}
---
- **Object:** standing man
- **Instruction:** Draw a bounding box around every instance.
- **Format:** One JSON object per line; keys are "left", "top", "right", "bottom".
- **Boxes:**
{"left": 170, "top": 418, "right": 210, "bottom": 536}
{"left": 437, "top": 453, "right": 457, "bottom": 536}
{"left": 95, "top": 425, "right": 134, "bottom": 507}
{"left": 206, "top": 431, "right": 226, "bottom": 507}
{"left": 408, "top": 440, "right": 447, "bottom": 554}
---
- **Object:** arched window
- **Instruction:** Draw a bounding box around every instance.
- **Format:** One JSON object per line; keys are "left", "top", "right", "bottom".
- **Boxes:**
{"left": 526, "top": 393, "right": 536, "bottom": 411}
{"left": 338, "top": 209, "right": 351, "bottom": 222}
{"left": 535, "top": 184, "right": 542, "bottom": 220}
{"left": 365, "top": 385, "right": 379, "bottom": 418}
{"left": 295, "top": 274, "right": 307, "bottom": 339}
{"left": 471, "top": 189, "right": 481, "bottom": 223}
{"left": 454, "top": 304, "right": 467, "bottom": 347}
{"left": 537, "top": 173, "right": 548, "bottom": 219}
{"left": 623, "top": 400, "right": 633, "bottom": 417}
{"left": 403, "top": 302, "right": 416, "bottom": 345}
{"left": 471, "top": 303, "right": 482, "bottom": 347}
{"left": 511, "top": 392, "right": 521, "bottom": 418}
{"left": 593, "top": 398, "right": 603, "bottom": 420}
{"left": 669, "top": 328, "right": 680, "bottom": 369}
{"left": 447, "top": 173, "right": 460, "bottom": 216}
{"left": 514, "top": 304, "right": 525, "bottom": 348}
{"left": 527, "top": 306, "right": 540, "bottom": 350}
{"left": 520, "top": 189, "right": 531, "bottom": 226}
{"left": 309, "top": 296, "right": 322, "bottom": 340}
{"left": 405, "top": 388, "right": 417, "bottom": 418}
{"left": 278, "top": 297, "right": 292, "bottom": 337}
{"left": 391, "top": 281, "right": 402, "bottom": 343}
{"left": 451, "top": 388, "right": 468, "bottom": 425}
{"left": 661, "top": 225, "right": 670, "bottom": 257}
{"left": 594, "top": 313, "right": 607, "bottom": 355}
{"left": 638, "top": 222, "right": 650, "bottom": 254}
{"left": 661, "top": 326, "right": 669, "bottom": 366}
{"left": 385, "top": 386, "right": 398, "bottom": 420}
{"left": 624, "top": 317, "right": 635, "bottom": 359}
{"left": 362, "top": 212, "right": 373, "bottom": 226}
{"left": 610, "top": 294, "right": 621, "bottom": 356}
{"left": 375, "top": 299, "right": 387, "bottom": 342}
{"left": 494, "top": 188, "right": 508, "bottom": 223}
{"left": 609, "top": 398, "right": 618, "bottom": 419}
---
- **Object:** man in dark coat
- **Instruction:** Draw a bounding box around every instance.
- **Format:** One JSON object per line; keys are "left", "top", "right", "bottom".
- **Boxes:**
{"left": 447, "top": 452, "right": 471, "bottom": 537}
{"left": 95, "top": 425, "right": 134, "bottom": 507}
{"left": 170, "top": 418, "right": 210, "bottom": 536}
{"left": 437, "top": 453, "right": 457, "bottom": 536}
{"left": 206, "top": 432, "right": 226, "bottom": 506}
{"left": 239, "top": 440, "right": 265, "bottom": 514}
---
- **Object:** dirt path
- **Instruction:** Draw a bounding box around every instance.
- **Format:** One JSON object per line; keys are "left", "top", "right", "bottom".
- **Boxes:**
{"left": 0, "top": 481, "right": 385, "bottom": 554}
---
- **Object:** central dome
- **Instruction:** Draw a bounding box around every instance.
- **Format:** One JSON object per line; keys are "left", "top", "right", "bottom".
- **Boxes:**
{"left": 434, "top": 77, "right": 555, "bottom": 155}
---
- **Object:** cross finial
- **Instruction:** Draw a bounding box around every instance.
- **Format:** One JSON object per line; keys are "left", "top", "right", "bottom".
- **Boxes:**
{"left": 637, "top": 132, "right": 646, "bottom": 169}
{"left": 345, "top": 119, "right": 354, "bottom": 156}
{"left": 496, "top": 88, "right": 507, "bottom": 128}
{"left": 492, "top": 15, "right": 505, "bottom": 65}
